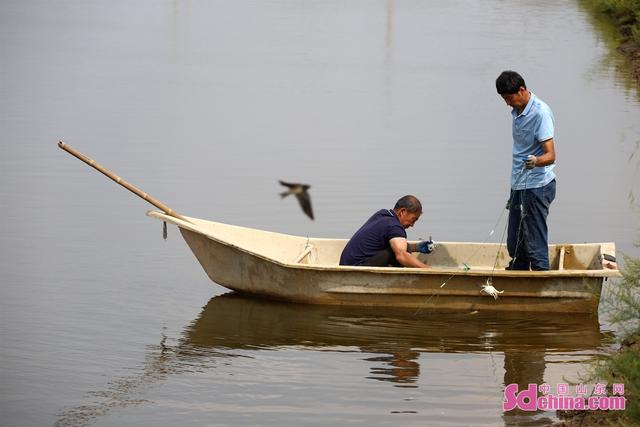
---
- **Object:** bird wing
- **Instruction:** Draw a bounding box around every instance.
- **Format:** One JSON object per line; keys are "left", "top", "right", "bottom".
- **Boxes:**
{"left": 279, "top": 180, "right": 295, "bottom": 189}
{"left": 295, "top": 193, "right": 314, "bottom": 220}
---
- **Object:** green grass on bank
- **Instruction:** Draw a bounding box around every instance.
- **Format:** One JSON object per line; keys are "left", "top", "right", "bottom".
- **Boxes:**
{"left": 581, "top": 0, "right": 640, "bottom": 44}
{"left": 589, "top": 246, "right": 640, "bottom": 425}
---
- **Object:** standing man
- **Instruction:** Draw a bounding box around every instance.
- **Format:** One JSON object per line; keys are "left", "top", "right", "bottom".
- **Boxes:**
{"left": 339, "top": 195, "right": 432, "bottom": 268}
{"left": 496, "top": 70, "right": 557, "bottom": 271}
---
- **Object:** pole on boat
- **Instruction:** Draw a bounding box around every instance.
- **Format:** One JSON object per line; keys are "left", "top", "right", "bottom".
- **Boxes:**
{"left": 58, "top": 141, "right": 193, "bottom": 224}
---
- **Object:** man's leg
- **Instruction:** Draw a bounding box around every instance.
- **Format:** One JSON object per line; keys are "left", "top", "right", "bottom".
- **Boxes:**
{"left": 362, "top": 247, "right": 400, "bottom": 267}
{"left": 507, "top": 190, "right": 530, "bottom": 270}
{"left": 524, "top": 180, "right": 556, "bottom": 271}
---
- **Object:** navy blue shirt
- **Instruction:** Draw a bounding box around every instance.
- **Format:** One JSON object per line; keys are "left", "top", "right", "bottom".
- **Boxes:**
{"left": 339, "top": 209, "right": 407, "bottom": 266}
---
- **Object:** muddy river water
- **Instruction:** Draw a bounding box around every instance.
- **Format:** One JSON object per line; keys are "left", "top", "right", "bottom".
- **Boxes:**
{"left": 1, "top": 1, "right": 639, "bottom": 425}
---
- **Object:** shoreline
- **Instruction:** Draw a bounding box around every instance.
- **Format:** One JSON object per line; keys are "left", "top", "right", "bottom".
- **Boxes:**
{"left": 617, "top": 36, "right": 640, "bottom": 82}
{"left": 553, "top": 335, "right": 638, "bottom": 426}
{"left": 582, "top": 0, "right": 640, "bottom": 84}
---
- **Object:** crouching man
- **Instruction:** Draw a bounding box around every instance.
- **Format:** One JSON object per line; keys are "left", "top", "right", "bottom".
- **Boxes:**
{"left": 339, "top": 195, "right": 432, "bottom": 268}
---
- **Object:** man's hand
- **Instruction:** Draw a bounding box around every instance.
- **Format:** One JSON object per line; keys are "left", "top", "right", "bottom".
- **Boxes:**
{"left": 525, "top": 155, "right": 537, "bottom": 169}
{"left": 417, "top": 240, "right": 435, "bottom": 254}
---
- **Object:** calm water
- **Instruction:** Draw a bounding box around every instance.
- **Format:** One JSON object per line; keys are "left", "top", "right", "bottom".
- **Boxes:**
{"left": 1, "top": 1, "right": 639, "bottom": 426}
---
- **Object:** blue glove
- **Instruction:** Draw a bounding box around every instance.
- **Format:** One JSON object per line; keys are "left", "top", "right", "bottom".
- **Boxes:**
{"left": 417, "top": 239, "right": 435, "bottom": 254}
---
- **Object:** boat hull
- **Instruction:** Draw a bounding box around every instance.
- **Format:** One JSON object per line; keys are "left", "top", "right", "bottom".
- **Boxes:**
{"left": 180, "top": 228, "right": 605, "bottom": 313}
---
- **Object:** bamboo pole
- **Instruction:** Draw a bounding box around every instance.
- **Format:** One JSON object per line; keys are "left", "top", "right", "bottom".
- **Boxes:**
{"left": 58, "top": 141, "right": 193, "bottom": 224}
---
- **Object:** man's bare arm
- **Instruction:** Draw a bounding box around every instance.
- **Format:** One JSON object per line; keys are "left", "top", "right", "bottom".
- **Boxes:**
{"left": 390, "top": 237, "right": 429, "bottom": 268}
{"left": 533, "top": 138, "right": 556, "bottom": 167}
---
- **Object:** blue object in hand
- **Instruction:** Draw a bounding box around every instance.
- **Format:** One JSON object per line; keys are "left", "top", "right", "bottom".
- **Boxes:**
{"left": 417, "top": 240, "right": 435, "bottom": 254}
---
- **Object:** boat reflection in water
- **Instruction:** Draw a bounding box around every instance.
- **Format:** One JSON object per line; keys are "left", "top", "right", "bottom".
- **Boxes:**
{"left": 186, "top": 293, "right": 611, "bottom": 424}
{"left": 190, "top": 292, "right": 609, "bottom": 367}
{"left": 55, "top": 293, "right": 613, "bottom": 426}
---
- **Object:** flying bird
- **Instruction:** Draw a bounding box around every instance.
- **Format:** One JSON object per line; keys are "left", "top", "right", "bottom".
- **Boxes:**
{"left": 279, "top": 180, "right": 314, "bottom": 220}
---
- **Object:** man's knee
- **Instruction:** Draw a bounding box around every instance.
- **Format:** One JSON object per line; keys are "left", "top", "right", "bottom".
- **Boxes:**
{"left": 363, "top": 247, "right": 399, "bottom": 267}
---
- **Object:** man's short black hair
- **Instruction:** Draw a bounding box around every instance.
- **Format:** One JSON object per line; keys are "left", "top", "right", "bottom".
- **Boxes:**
{"left": 394, "top": 195, "right": 422, "bottom": 214}
{"left": 496, "top": 70, "right": 526, "bottom": 95}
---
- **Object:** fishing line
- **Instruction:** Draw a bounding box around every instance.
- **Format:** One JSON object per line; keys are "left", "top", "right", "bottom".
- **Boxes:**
{"left": 508, "top": 165, "right": 533, "bottom": 270}
{"left": 490, "top": 215, "right": 509, "bottom": 276}
{"left": 437, "top": 196, "right": 513, "bottom": 289}
{"left": 413, "top": 193, "right": 513, "bottom": 315}
{"left": 413, "top": 165, "right": 533, "bottom": 315}
{"left": 483, "top": 166, "right": 531, "bottom": 294}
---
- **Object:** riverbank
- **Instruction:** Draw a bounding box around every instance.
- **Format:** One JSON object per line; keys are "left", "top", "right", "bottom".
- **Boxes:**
{"left": 555, "top": 250, "right": 640, "bottom": 426}
{"left": 554, "top": 335, "right": 639, "bottom": 426}
{"left": 572, "top": 9, "right": 640, "bottom": 424}
{"left": 581, "top": 0, "right": 640, "bottom": 82}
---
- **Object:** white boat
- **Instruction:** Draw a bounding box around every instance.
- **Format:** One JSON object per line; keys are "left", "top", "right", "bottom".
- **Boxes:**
{"left": 148, "top": 211, "right": 621, "bottom": 313}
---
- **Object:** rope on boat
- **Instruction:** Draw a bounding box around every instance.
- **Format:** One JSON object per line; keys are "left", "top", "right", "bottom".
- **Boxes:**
{"left": 163, "top": 221, "right": 168, "bottom": 240}
{"left": 294, "top": 236, "right": 316, "bottom": 264}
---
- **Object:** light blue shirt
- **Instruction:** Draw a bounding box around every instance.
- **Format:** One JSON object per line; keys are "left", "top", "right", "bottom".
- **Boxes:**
{"left": 510, "top": 93, "right": 556, "bottom": 190}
